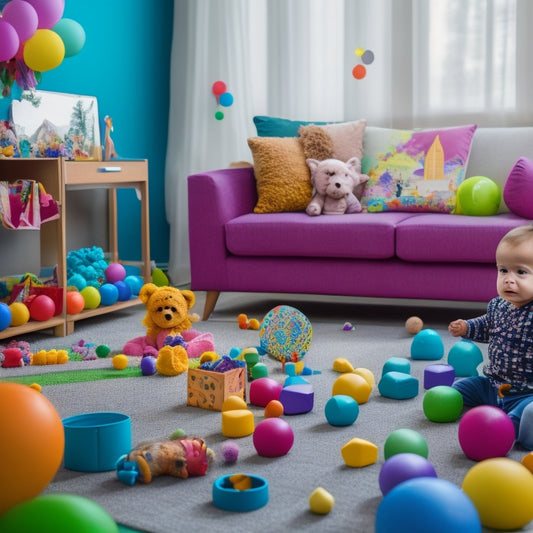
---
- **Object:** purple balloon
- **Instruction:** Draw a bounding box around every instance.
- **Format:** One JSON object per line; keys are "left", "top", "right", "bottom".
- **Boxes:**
{"left": 2, "top": 0, "right": 38, "bottom": 42}
{"left": 0, "top": 20, "right": 20, "bottom": 62}
{"left": 25, "top": 0, "right": 65, "bottom": 29}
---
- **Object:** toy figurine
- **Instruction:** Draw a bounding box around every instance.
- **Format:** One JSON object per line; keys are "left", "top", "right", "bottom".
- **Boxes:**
{"left": 104, "top": 115, "right": 117, "bottom": 160}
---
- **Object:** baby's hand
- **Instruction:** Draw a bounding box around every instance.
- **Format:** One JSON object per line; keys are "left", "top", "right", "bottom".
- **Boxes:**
{"left": 448, "top": 319, "right": 467, "bottom": 337}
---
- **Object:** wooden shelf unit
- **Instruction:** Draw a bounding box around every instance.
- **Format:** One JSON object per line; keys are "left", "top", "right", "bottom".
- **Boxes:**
{"left": 0, "top": 158, "right": 151, "bottom": 339}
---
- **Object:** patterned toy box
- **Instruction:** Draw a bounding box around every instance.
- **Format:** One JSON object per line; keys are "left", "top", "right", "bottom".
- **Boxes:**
{"left": 187, "top": 366, "right": 246, "bottom": 411}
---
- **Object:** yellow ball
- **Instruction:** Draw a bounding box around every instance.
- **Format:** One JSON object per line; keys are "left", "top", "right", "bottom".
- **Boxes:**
{"left": 80, "top": 286, "right": 101, "bottom": 309}
{"left": 112, "top": 354, "right": 128, "bottom": 370}
{"left": 9, "top": 302, "right": 30, "bottom": 327}
{"left": 332, "top": 373, "right": 372, "bottom": 404}
{"left": 462, "top": 457, "right": 533, "bottom": 530}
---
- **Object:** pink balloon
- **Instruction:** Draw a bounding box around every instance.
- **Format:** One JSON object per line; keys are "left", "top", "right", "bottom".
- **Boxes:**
{"left": 25, "top": 0, "right": 65, "bottom": 29}
{"left": 0, "top": 20, "right": 20, "bottom": 62}
{"left": 2, "top": 0, "right": 39, "bottom": 42}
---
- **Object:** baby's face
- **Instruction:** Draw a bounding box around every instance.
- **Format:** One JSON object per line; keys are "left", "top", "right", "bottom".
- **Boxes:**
{"left": 496, "top": 240, "right": 533, "bottom": 307}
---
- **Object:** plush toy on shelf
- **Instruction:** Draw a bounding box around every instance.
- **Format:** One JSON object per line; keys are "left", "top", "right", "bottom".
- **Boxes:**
{"left": 116, "top": 433, "right": 215, "bottom": 485}
{"left": 305, "top": 157, "right": 369, "bottom": 216}
{"left": 122, "top": 283, "right": 215, "bottom": 375}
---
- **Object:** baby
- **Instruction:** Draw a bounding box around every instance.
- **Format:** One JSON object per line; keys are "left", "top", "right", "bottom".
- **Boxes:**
{"left": 449, "top": 225, "right": 533, "bottom": 449}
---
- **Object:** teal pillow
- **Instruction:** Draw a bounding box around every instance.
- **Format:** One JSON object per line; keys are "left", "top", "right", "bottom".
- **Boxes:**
{"left": 253, "top": 116, "right": 327, "bottom": 137}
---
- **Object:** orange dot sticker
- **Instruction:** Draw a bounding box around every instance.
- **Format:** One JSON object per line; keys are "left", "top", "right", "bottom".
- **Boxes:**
{"left": 352, "top": 64, "right": 366, "bottom": 80}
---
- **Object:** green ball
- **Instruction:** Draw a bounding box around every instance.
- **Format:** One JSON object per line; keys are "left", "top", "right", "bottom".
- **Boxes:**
{"left": 456, "top": 176, "right": 501, "bottom": 216}
{"left": 96, "top": 344, "right": 111, "bottom": 358}
{"left": 0, "top": 494, "right": 119, "bottom": 533}
{"left": 384, "top": 428, "right": 429, "bottom": 460}
{"left": 423, "top": 385, "right": 464, "bottom": 422}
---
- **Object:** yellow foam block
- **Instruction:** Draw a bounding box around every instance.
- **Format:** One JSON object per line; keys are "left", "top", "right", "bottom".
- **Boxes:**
{"left": 222, "top": 409, "right": 254, "bottom": 438}
{"left": 332, "top": 373, "right": 372, "bottom": 404}
{"left": 333, "top": 358, "right": 354, "bottom": 373}
{"left": 222, "top": 395, "right": 248, "bottom": 411}
{"left": 353, "top": 367, "right": 375, "bottom": 386}
{"left": 341, "top": 437, "right": 378, "bottom": 467}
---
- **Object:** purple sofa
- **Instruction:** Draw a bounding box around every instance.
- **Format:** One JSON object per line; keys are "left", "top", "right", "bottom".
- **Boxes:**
{"left": 188, "top": 127, "right": 533, "bottom": 320}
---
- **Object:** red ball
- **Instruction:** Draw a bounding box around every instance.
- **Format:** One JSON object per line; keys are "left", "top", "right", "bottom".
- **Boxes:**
{"left": 29, "top": 294, "right": 56, "bottom": 321}
{"left": 66, "top": 291, "right": 85, "bottom": 315}
{"left": 253, "top": 417, "right": 294, "bottom": 457}
{"left": 458, "top": 405, "right": 515, "bottom": 461}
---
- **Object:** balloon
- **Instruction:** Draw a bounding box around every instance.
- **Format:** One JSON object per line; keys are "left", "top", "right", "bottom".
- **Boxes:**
{"left": 52, "top": 18, "right": 86, "bottom": 57}
{"left": 23, "top": 28, "right": 65, "bottom": 72}
{"left": 2, "top": 0, "right": 39, "bottom": 42}
{"left": 212, "top": 80, "right": 227, "bottom": 96}
{"left": 26, "top": 0, "right": 65, "bottom": 29}
{"left": 0, "top": 20, "right": 20, "bottom": 62}
{"left": 219, "top": 92, "right": 234, "bottom": 107}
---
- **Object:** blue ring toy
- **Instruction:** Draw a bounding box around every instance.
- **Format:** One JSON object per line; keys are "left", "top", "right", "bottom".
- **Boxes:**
{"left": 212, "top": 474, "right": 269, "bottom": 512}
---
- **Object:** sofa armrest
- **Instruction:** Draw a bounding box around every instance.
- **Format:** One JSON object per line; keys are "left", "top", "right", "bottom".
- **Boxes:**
{"left": 188, "top": 167, "right": 257, "bottom": 289}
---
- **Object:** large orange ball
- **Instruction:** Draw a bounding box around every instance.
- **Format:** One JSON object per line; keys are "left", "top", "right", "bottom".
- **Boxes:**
{"left": 0, "top": 383, "right": 64, "bottom": 515}
{"left": 66, "top": 290, "right": 85, "bottom": 315}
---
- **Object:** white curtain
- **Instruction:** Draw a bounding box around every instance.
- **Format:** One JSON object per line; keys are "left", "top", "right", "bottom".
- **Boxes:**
{"left": 165, "top": 0, "right": 532, "bottom": 285}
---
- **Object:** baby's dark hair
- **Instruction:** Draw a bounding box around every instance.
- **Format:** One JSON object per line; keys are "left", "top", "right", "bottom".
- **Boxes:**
{"left": 500, "top": 225, "right": 533, "bottom": 246}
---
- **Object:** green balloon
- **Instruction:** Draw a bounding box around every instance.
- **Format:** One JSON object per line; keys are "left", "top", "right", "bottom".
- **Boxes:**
{"left": 456, "top": 176, "right": 501, "bottom": 216}
{"left": 423, "top": 385, "right": 464, "bottom": 422}
{"left": 0, "top": 494, "right": 119, "bottom": 533}
{"left": 384, "top": 428, "right": 429, "bottom": 460}
{"left": 52, "top": 19, "right": 86, "bottom": 58}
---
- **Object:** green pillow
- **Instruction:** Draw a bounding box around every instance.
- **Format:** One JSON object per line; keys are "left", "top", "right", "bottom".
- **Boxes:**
{"left": 253, "top": 116, "right": 327, "bottom": 137}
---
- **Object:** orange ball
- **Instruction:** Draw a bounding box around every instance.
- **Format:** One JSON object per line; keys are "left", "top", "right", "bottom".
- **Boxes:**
{"left": 264, "top": 399, "right": 284, "bottom": 418}
{"left": 66, "top": 290, "right": 85, "bottom": 315}
{"left": 0, "top": 383, "right": 64, "bottom": 515}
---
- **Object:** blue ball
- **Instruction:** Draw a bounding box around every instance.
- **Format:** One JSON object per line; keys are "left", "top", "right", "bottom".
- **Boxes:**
{"left": 114, "top": 281, "right": 132, "bottom": 301}
{"left": 99, "top": 283, "right": 119, "bottom": 306}
{"left": 140, "top": 356, "right": 157, "bottom": 376}
{"left": 123, "top": 275, "right": 143, "bottom": 296}
{"left": 375, "top": 478, "right": 481, "bottom": 533}
{"left": 325, "top": 395, "right": 359, "bottom": 426}
{"left": 411, "top": 329, "right": 444, "bottom": 360}
{"left": 0, "top": 302, "right": 12, "bottom": 331}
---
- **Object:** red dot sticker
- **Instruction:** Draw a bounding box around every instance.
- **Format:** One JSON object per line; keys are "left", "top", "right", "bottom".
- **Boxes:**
{"left": 352, "top": 64, "right": 366, "bottom": 80}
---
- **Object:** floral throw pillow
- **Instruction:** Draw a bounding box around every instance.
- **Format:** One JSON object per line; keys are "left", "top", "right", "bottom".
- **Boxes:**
{"left": 361, "top": 124, "right": 477, "bottom": 213}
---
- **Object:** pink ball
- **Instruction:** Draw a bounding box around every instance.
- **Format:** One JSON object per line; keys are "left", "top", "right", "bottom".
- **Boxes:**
{"left": 458, "top": 405, "right": 515, "bottom": 461}
{"left": 29, "top": 294, "right": 56, "bottom": 321}
{"left": 0, "top": 20, "right": 20, "bottom": 62}
{"left": 2, "top": 0, "right": 38, "bottom": 41}
{"left": 105, "top": 263, "right": 126, "bottom": 284}
{"left": 221, "top": 441, "right": 239, "bottom": 463}
{"left": 26, "top": 0, "right": 64, "bottom": 29}
{"left": 253, "top": 418, "right": 294, "bottom": 457}
{"left": 249, "top": 377, "right": 283, "bottom": 407}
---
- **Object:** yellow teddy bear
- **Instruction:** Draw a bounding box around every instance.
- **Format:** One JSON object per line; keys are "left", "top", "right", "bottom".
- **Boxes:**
{"left": 122, "top": 283, "right": 215, "bottom": 375}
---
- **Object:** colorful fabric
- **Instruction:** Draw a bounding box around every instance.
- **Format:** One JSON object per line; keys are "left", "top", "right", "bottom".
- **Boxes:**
{"left": 361, "top": 125, "right": 477, "bottom": 213}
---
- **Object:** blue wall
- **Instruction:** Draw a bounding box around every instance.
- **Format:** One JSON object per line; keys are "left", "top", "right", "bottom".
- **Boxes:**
{"left": 0, "top": 0, "right": 173, "bottom": 266}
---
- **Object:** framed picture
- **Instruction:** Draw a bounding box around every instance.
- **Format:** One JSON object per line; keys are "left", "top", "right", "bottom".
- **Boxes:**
{"left": 10, "top": 90, "right": 101, "bottom": 160}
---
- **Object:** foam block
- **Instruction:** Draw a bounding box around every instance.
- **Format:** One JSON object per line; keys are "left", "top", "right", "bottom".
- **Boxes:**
{"left": 379, "top": 372, "right": 419, "bottom": 400}
{"left": 382, "top": 357, "right": 411, "bottom": 376}
{"left": 424, "top": 363, "right": 455, "bottom": 389}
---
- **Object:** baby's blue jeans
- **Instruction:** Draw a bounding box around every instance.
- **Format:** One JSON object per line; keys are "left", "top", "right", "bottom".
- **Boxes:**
{"left": 453, "top": 376, "right": 533, "bottom": 450}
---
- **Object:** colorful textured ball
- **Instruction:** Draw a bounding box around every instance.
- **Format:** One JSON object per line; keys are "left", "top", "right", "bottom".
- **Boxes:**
{"left": 258, "top": 305, "right": 312, "bottom": 362}
{"left": 376, "top": 477, "right": 481, "bottom": 533}
{"left": 221, "top": 440, "right": 239, "bottom": 463}
{"left": 462, "top": 457, "right": 533, "bottom": 530}
{"left": 458, "top": 405, "right": 515, "bottom": 461}
{"left": 379, "top": 452, "right": 438, "bottom": 495}
{"left": 29, "top": 294, "right": 56, "bottom": 321}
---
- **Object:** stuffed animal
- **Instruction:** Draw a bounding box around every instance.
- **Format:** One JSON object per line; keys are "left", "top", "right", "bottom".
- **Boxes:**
{"left": 122, "top": 283, "right": 215, "bottom": 375}
{"left": 116, "top": 434, "right": 215, "bottom": 485}
{"left": 305, "top": 157, "right": 369, "bottom": 216}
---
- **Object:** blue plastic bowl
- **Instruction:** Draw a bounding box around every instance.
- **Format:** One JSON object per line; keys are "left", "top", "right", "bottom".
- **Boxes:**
{"left": 63, "top": 412, "right": 131, "bottom": 472}
{"left": 212, "top": 474, "right": 269, "bottom": 512}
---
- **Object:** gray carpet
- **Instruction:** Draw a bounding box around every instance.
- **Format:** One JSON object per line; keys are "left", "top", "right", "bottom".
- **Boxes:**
{"left": 2, "top": 292, "right": 531, "bottom": 533}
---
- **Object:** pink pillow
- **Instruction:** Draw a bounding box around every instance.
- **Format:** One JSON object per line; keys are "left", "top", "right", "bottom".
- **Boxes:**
{"left": 503, "top": 157, "right": 533, "bottom": 218}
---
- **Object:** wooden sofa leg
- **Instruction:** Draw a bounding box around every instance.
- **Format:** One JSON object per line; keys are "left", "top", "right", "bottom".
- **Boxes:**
{"left": 202, "top": 290, "right": 220, "bottom": 320}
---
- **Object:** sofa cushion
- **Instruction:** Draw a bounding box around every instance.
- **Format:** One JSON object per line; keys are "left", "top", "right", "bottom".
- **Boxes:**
{"left": 248, "top": 136, "right": 313, "bottom": 214}
{"left": 396, "top": 213, "right": 530, "bottom": 263}
{"left": 226, "top": 212, "right": 415, "bottom": 259}
{"left": 298, "top": 119, "right": 367, "bottom": 163}
{"left": 503, "top": 157, "right": 533, "bottom": 219}
{"left": 361, "top": 125, "right": 477, "bottom": 214}
{"left": 253, "top": 116, "right": 328, "bottom": 137}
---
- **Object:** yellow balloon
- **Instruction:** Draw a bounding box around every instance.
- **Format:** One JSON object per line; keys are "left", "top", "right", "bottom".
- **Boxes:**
{"left": 23, "top": 29, "right": 65, "bottom": 72}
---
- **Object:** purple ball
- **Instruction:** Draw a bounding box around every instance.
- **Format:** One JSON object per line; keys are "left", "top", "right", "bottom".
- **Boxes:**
{"left": 379, "top": 452, "right": 438, "bottom": 495}
{"left": 105, "top": 263, "right": 126, "bottom": 284}
{"left": 114, "top": 280, "right": 132, "bottom": 301}
{"left": 140, "top": 356, "right": 157, "bottom": 376}
{"left": 221, "top": 441, "right": 239, "bottom": 463}
{"left": 458, "top": 405, "right": 515, "bottom": 461}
